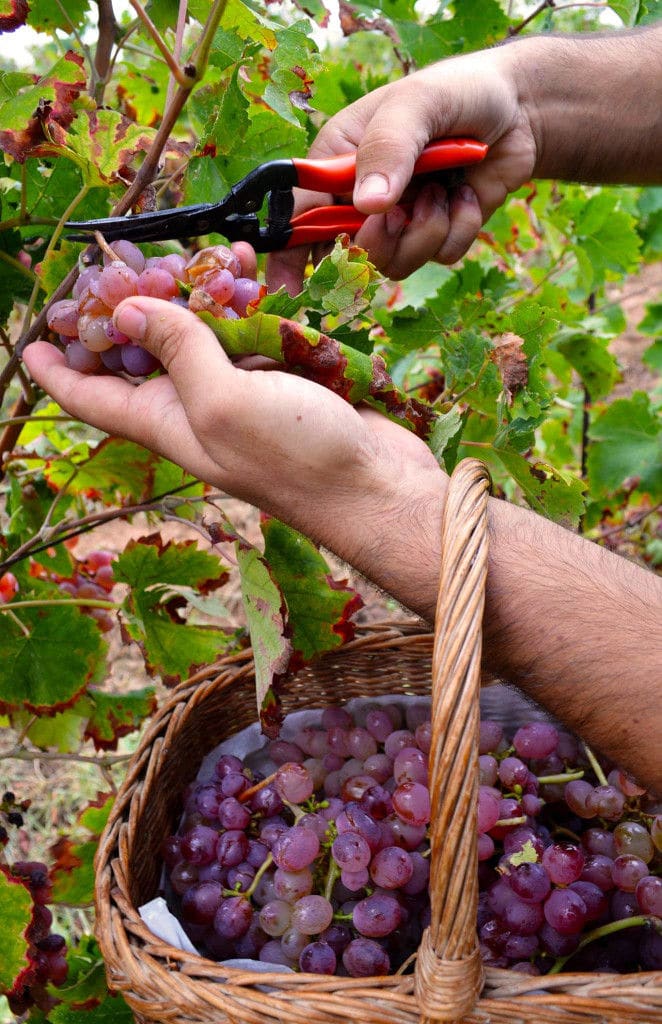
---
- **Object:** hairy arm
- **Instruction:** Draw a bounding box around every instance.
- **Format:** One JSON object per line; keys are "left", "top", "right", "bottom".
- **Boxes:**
{"left": 23, "top": 299, "right": 662, "bottom": 793}
{"left": 514, "top": 24, "right": 662, "bottom": 184}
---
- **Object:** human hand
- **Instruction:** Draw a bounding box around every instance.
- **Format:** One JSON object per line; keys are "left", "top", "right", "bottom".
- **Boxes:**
{"left": 23, "top": 296, "right": 444, "bottom": 604}
{"left": 268, "top": 46, "right": 537, "bottom": 294}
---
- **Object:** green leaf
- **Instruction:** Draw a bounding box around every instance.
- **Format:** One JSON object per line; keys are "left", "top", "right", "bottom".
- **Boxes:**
{"left": 115, "top": 535, "right": 235, "bottom": 683}
{"left": 0, "top": 602, "right": 105, "bottom": 713}
{"left": 643, "top": 338, "right": 662, "bottom": 373}
{"left": 23, "top": 705, "right": 88, "bottom": 752}
{"left": 574, "top": 194, "right": 641, "bottom": 281}
{"left": 607, "top": 0, "right": 641, "bottom": 24}
{"left": 305, "top": 237, "right": 380, "bottom": 321}
{"left": 201, "top": 66, "right": 249, "bottom": 154}
{"left": 638, "top": 301, "right": 662, "bottom": 335}
{"left": 44, "top": 438, "right": 184, "bottom": 504}
{"left": 50, "top": 796, "right": 113, "bottom": 906}
{"left": 587, "top": 392, "right": 662, "bottom": 497}
{"left": 428, "top": 405, "right": 463, "bottom": 465}
{"left": 84, "top": 687, "right": 157, "bottom": 751}
{"left": 492, "top": 448, "right": 586, "bottom": 526}
{"left": 262, "top": 518, "right": 361, "bottom": 662}
{"left": 236, "top": 542, "right": 292, "bottom": 734}
{"left": 556, "top": 333, "right": 621, "bottom": 400}
{"left": 49, "top": 991, "right": 134, "bottom": 1024}
{"left": 0, "top": 869, "right": 32, "bottom": 992}
{"left": 64, "top": 110, "right": 157, "bottom": 187}
{"left": 25, "top": 0, "right": 91, "bottom": 33}
{"left": 0, "top": 51, "right": 86, "bottom": 162}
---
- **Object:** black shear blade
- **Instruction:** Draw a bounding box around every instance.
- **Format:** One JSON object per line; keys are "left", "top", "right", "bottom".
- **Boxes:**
{"left": 66, "top": 201, "right": 231, "bottom": 244}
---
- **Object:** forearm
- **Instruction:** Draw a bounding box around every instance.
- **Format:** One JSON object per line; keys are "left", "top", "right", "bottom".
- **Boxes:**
{"left": 509, "top": 24, "right": 662, "bottom": 184}
{"left": 328, "top": 468, "right": 662, "bottom": 793}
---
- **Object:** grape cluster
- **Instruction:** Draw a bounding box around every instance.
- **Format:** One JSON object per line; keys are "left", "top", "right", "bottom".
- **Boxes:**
{"left": 162, "top": 702, "right": 662, "bottom": 978}
{"left": 2, "top": 860, "right": 68, "bottom": 1016}
{"left": 31, "top": 548, "right": 117, "bottom": 633}
{"left": 46, "top": 243, "right": 261, "bottom": 377}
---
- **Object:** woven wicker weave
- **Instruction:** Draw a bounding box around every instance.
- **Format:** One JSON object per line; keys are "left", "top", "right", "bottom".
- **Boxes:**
{"left": 95, "top": 459, "right": 662, "bottom": 1024}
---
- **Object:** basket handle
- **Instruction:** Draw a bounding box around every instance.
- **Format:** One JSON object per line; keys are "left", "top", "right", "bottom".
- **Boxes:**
{"left": 414, "top": 457, "right": 491, "bottom": 1023}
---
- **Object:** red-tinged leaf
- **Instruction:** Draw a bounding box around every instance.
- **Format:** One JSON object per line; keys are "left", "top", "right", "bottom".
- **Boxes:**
{"left": 202, "top": 310, "right": 437, "bottom": 437}
{"left": 492, "top": 332, "right": 528, "bottom": 405}
{"left": 0, "top": 602, "right": 105, "bottom": 715}
{"left": 49, "top": 837, "right": 96, "bottom": 905}
{"left": 235, "top": 543, "right": 292, "bottom": 737}
{"left": 0, "top": 0, "right": 28, "bottom": 33}
{"left": 45, "top": 437, "right": 180, "bottom": 504}
{"left": 49, "top": 990, "right": 134, "bottom": 1024}
{"left": 77, "top": 793, "right": 113, "bottom": 835}
{"left": 83, "top": 687, "right": 157, "bottom": 751}
{"left": 261, "top": 517, "right": 362, "bottom": 665}
{"left": 66, "top": 109, "right": 159, "bottom": 186}
{"left": 0, "top": 868, "right": 32, "bottom": 993}
{"left": 0, "top": 50, "right": 86, "bottom": 163}
{"left": 114, "top": 534, "right": 236, "bottom": 683}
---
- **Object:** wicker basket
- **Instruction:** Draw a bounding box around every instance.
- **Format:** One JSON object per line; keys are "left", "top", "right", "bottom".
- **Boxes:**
{"left": 95, "top": 459, "right": 662, "bottom": 1024}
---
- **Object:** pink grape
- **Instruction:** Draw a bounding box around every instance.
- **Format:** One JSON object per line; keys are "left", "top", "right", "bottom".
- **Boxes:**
{"left": 137, "top": 266, "right": 179, "bottom": 299}
{"left": 47, "top": 299, "right": 80, "bottom": 337}
{"left": 513, "top": 722, "right": 559, "bottom": 759}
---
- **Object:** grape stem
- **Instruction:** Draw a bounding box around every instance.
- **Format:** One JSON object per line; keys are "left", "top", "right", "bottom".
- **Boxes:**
{"left": 536, "top": 770, "right": 584, "bottom": 784}
{"left": 548, "top": 915, "right": 660, "bottom": 974}
{"left": 237, "top": 770, "right": 278, "bottom": 804}
{"left": 582, "top": 742, "right": 609, "bottom": 787}
{"left": 243, "top": 853, "right": 273, "bottom": 900}
{"left": 494, "top": 815, "right": 528, "bottom": 828}
{"left": 324, "top": 859, "right": 340, "bottom": 902}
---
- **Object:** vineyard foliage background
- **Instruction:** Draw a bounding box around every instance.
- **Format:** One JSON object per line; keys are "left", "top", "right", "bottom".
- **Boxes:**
{"left": 0, "top": 0, "right": 661, "bottom": 1018}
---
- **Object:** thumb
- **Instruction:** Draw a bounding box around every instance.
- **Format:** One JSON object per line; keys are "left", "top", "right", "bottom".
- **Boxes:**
{"left": 113, "top": 296, "right": 241, "bottom": 408}
{"left": 351, "top": 95, "right": 436, "bottom": 214}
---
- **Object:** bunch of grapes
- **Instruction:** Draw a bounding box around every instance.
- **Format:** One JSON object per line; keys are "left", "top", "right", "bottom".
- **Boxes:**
{"left": 46, "top": 243, "right": 262, "bottom": 377}
{"left": 161, "top": 702, "right": 662, "bottom": 978}
{"left": 2, "top": 860, "right": 68, "bottom": 1016}
{"left": 30, "top": 548, "right": 117, "bottom": 633}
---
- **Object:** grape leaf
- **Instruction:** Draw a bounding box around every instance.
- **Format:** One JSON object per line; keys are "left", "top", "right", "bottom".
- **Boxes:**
{"left": 83, "top": 687, "right": 157, "bottom": 751}
{"left": 49, "top": 992, "right": 134, "bottom": 1024}
{"left": 114, "top": 535, "right": 235, "bottom": 683}
{"left": 643, "top": 339, "right": 662, "bottom": 373}
{"left": 607, "top": 0, "right": 641, "bottom": 23}
{"left": 235, "top": 542, "right": 292, "bottom": 736}
{"left": 64, "top": 109, "right": 158, "bottom": 187}
{"left": 25, "top": 0, "right": 91, "bottom": 34}
{"left": 0, "top": 602, "right": 105, "bottom": 714}
{"left": 428, "top": 406, "right": 463, "bottom": 467}
{"left": 50, "top": 795, "right": 113, "bottom": 906}
{"left": 0, "top": 869, "right": 32, "bottom": 992}
{"left": 21, "top": 705, "right": 88, "bottom": 752}
{"left": 44, "top": 438, "right": 188, "bottom": 504}
{"left": 261, "top": 518, "right": 362, "bottom": 663}
{"left": 638, "top": 301, "right": 662, "bottom": 335}
{"left": 587, "top": 392, "right": 662, "bottom": 498}
{"left": 201, "top": 310, "right": 437, "bottom": 436}
{"left": 0, "top": 50, "right": 86, "bottom": 162}
{"left": 492, "top": 447, "right": 586, "bottom": 526}
{"left": 556, "top": 332, "right": 621, "bottom": 400}
{"left": 0, "top": 0, "right": 29, "bottom": 32}
{"left": 305, "top": 237, "right": 380, "bottom": 321}
{"left": 200, "top": 66, "right": 250, "bottom": 154}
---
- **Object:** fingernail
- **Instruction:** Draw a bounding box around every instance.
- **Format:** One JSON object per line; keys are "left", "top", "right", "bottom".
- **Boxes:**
{"left": 115, "top": 301, "right": 147, "bottom": 341}
{"left": 386, "top": 206, "right": 407, "bottom": 237}
{"left": 357, "top": 173, "right": 390, "bottom": 203}
{"left": 459, "top": 183, "right": 477, "bottom": 204}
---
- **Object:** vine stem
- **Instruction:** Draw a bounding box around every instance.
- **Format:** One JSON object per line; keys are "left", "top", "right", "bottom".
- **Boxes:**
{"left": 166, "top": 0, "right": 189, "bottom": 110}
{"left": 508, "top": 0, "right": 555, "bottom": 35}
{"left": 0, "top": 481, "right": 203, "bottom": 573}
{"left": 0, "top": 747, "right": 132, "bottom": 767}
{"left": 599, "top": 501, "right": 662, "bottom": 538}
{"left": 127, "top": 0, "right": 190, "bottom": 86}
{"left": 0, "top": 598, "right": 121, "bottom": 611}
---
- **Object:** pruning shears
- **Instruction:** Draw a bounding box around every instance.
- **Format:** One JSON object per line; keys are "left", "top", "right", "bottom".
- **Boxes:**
{"left": 66, "top": 138, "right": 488, "bottom": 252}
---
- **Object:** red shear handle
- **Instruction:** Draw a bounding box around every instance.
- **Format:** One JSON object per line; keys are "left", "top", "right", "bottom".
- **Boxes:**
{"left": 286, "top": 204, "right": 418, "bottom": 248}
{"left": 292, "top": 138, "right": 488, "bottom": 195}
